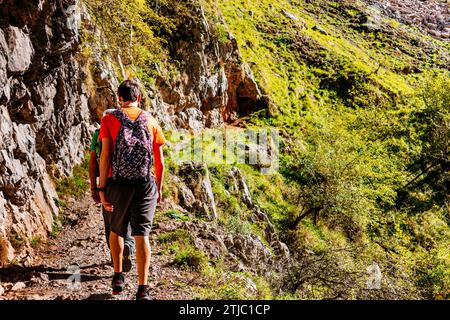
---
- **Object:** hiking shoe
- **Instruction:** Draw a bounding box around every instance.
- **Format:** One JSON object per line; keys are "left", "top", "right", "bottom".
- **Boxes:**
{"left": 136, "top": 286, "right": 152, "bottom": 301}
{"left": 111, "top": 273, "right": 125, "bottom": 295}
{"left": 122, "top": 244, "right": 132, "bottom": 273}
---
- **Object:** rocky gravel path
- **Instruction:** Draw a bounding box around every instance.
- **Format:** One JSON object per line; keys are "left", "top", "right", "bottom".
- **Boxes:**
{"left": 0, "top": 194, "right": 197, "bottom": 300}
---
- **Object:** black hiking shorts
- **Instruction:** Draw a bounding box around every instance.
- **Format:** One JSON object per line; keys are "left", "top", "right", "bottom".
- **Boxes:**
{"left": 106, "top": 176, "right": 158, "bottom": 238}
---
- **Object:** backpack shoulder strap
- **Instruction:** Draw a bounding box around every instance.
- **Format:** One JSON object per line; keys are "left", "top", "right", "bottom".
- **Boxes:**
{"left": 136, "top": 111, "right": 151, "bottom": 141}
{"left": 112, "top": 108, "right": 124, "bottom": 122}
{"left": 113, "top": 108, "right": 134, "bottom": 127}
{"left": 136, "top": 110, "right": 149, "bottom": 125}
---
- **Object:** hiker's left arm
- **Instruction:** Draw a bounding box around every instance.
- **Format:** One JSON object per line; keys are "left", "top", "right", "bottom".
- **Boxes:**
{"left": 89, "top": 150, "right": 100, "bottom": 203}
{"left": 99, "top": 137, "right": 113, "bottom": 212}
{"left": 154, "top": 144, "right": 164, "bottom": 204}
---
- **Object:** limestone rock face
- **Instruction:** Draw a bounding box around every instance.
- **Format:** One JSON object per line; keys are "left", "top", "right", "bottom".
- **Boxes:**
{"left": 180, "top": 219, "right": 282, "bottom": 276}
{"left": 4, "top": 27, "right": 34, "bottom": 73}
{"left": 223, "top": 233, "right": 273, "bottom": 271}
{"left": 177, "top": 161, "right": 218, "bottom": 221}
{"left": 151, "top": 4, "right": 263, "bottom": 131}
{"left": 0, "top": 0, "right": 93, "bottom": 264}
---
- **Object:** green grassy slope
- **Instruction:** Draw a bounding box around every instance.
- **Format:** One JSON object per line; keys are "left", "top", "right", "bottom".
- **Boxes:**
{"left": 80, "top": 0, "right": 449, "bottom": 299}
{"left": 197, "top": 0, "right": 450, "bottom": 299}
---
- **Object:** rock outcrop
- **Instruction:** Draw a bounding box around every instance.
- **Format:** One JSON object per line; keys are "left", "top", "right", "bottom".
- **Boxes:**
{"left": 227, "top": 167, "right": 290, "bottom": 263}
{"left": 172, "top": 162, "right": 290, "bottom": 274}
{"left": 150, "top": 5, "right": 264, "bottom": 131}
{"left": 365, "top": 0, "right": 450, "bottom": 40}
{"left": 176, "top": 161, "right": 218, "bottom": 221}
{"left": 0, "top": 0, "right": 94, "bottom": 264}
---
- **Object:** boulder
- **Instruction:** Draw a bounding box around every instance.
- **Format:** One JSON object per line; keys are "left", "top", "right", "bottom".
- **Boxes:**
{"left": 150, "top": 2, "right": 265, "bottom": 129}
{"left": 178, "top": 182, "right": 196, "bottom": 210}
{"left": 11, "top": 282, "right": 26, "bottom": 291}
{"left": 177, "top": 161, "right": 218, "bottom": 220}
{"left": 282, "top": 10, "right": 299, "bottom": 21}
{"left": 312, "top": 25, "right": 328, "bottom": 35}
{"left": 229, "top": 167, "right": 253, "bottom": 206}
{"left": 5, "top": 26, "right": 34, "bottom": 73}
{"left": 224, "top": 233, "right": 273, "bottom": 272}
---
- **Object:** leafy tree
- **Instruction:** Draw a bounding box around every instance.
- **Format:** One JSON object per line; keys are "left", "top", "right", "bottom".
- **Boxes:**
{"left": 396, "top": 72, "right": 450, "bottom": 212}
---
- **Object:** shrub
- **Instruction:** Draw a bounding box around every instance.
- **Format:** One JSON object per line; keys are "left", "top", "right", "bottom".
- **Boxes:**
{"left": 158, "top": 229, "right": 194, "bottom": 245}
{"left": 173, "top": 245, "right": 209, "bottom": 272}
{"left": 165, "top": 209, "right": 190, "bottom": 221}
{"left": 56, "top": 154, "right": 90, "bottom": 198}
{"left": 31, "top": 236, "right": 42, "bottom": 248}
{"left": 196, "top": 271, "right": 273, "bottom": 299}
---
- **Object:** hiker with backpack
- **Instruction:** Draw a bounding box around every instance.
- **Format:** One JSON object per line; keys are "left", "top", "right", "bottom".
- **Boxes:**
{"left": 88, "top": 109, "right": 135, "bottom": 272}
{"left": 98, "top": 80, "right": 166, "bottom": 300}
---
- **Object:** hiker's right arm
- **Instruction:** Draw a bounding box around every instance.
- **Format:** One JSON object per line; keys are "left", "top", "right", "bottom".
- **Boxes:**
{"left": 99, "top": 137, "right": 113, "bottom": 212}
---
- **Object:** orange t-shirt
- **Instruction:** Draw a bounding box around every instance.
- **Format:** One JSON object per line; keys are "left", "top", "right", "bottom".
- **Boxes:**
{"left": 99, "top": 107, "right": 166, "bottom": 178}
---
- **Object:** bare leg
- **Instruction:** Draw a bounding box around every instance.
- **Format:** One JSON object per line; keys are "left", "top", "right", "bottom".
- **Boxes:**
{"left": 110, "top": 231, "right": 124, "bottom": 273}
{"left": 134, "top": 235, "right": 151, "bottom": 285}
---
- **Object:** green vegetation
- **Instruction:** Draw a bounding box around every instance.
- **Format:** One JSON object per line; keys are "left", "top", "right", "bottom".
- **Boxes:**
{"left": 173, "top": 245, "right": 209, "bottom": 272}
{"left": 30, "top": 236, "right": 43, "bottom": 248}
{"left": 203, "top": 0, "right": 449, "bottom": 299}
{"left": 49, "top": 220, "right": 62, "bottom": 239}
{"left": 9, "top": 233, "right": 25, "bottom": 250}
{"left": 83, "top": 0, "right": 175, "bottom": 81}
{"left": 49, "top": 197, "right": 73, "bottom": 240}
{"left": 195, "top": 270, "right": 272, "bottom": 299}
{"left": 158, "top": 229, "right": 194, "bottom": 245}
{"left": 164, "top": 209, "right": 190, "bottom": 221}
{"left": 77, "top": 0, "right": 448, "bottom": 299}
{"left": 56, "top": 154, "right": 90, "bottom": 198}
{"left": 158, "top": 229, "right": 209, "bottom": 272}
{"left": 82, "top": 0, "right": 210, "bottom": 96}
